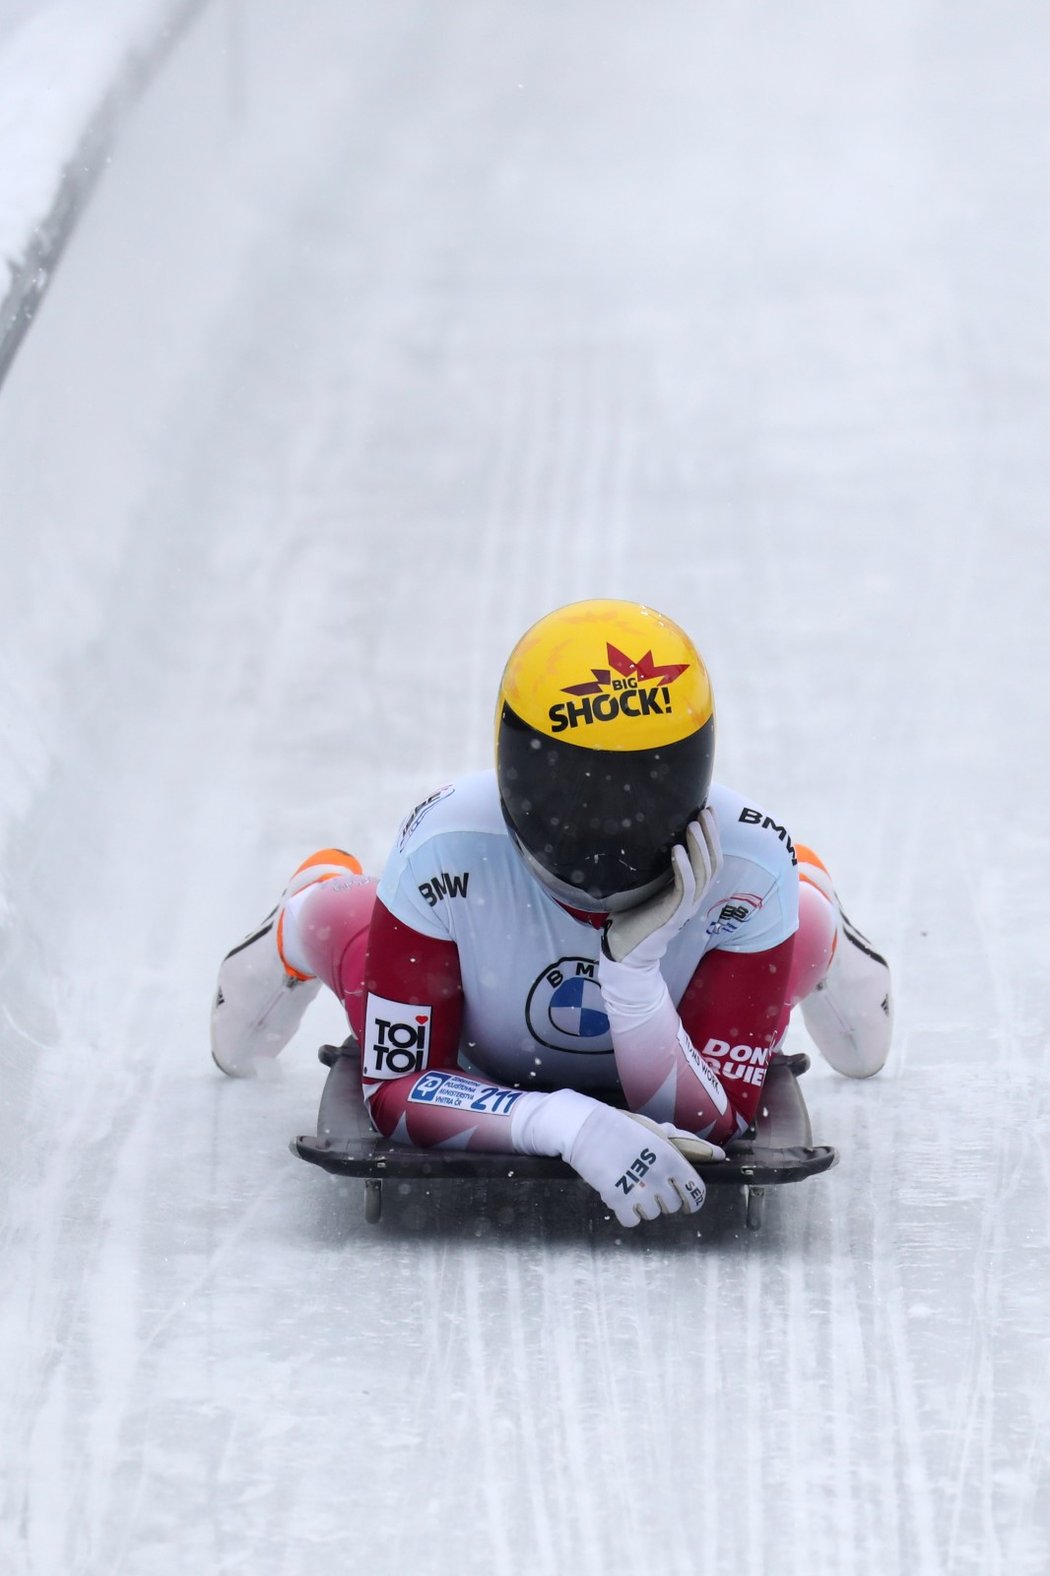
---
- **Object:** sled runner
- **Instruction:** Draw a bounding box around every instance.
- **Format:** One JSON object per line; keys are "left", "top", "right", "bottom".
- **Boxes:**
{"left": 292, "top": 1042, "right": 836, "bottom": 1230}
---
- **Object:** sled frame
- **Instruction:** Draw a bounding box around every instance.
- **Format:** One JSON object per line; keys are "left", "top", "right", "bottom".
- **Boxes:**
{"left": 292, "top": 1041, "right": 836, "bottom": 1230}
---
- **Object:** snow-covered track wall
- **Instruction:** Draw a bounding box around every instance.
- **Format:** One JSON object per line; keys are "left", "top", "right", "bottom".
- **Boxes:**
{"left": 0, "top": 2, "right": 378, "bottom": 879}
{"left": 0, "top": 0, "right": 208, "bottom": 388}
{"left": 0, "top": 0, "right": 397, "bottom": 1249}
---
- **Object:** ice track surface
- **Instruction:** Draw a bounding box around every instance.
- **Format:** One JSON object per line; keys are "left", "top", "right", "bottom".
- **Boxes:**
{"left": 1, "top": 3, "right": 1049, "bottom": 1573}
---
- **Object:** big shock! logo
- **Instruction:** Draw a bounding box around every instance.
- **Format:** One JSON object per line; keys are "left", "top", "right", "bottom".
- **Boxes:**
{"left": 548, "top": 643, "right": 691, "bottom": 734}
{"left": 362, "top": 992, "right": 432, "bottom": 1080}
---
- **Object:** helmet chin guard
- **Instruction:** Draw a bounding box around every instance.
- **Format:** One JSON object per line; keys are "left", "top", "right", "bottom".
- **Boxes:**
{"left": 496, "top": 600, "right": 715, "bottom": 909}
{"left": 505, "top": 823, "right": 677, "bottom": 915}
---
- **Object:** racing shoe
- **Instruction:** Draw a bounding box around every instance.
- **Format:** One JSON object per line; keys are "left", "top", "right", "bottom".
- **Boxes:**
{"left": 211, "top": 849, "right": 362, "bottom": 1077}
{"left": 796, "top": 846, "right": 892, "bottom": 1079}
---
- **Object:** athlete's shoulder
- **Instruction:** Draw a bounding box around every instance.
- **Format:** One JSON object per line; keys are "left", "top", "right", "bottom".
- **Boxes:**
{"left": 392, "top": 770, "right": 505, "bottom": 857}
{"left": 690, "top": 782, "right": 799, "bottom": 953}
{"left": 379, "top": 772, "right": 507, "bottom": 939}
{"left": 709, "top": 782, "right": 799, "bottom": 874}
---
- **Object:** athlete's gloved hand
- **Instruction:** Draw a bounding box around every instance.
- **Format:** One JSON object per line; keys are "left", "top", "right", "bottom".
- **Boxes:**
{"left": 627, "top": 1110, "right": 726, "bottom": 1166}
{"left": 511, "top": 1088, "right": 720, "bottom": 1227}
{"left": 601, "top": 809, "right": 722, "bottom": 967}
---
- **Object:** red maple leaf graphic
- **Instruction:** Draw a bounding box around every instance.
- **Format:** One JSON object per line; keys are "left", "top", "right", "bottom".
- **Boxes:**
{"left": 562, "top": 644, "right": 690, "bottom": 696}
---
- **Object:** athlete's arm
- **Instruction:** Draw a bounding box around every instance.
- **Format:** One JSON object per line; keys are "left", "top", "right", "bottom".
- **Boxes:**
{"left": 360, "top": 898, "right": 543, "bottom": 1150}
{"left": 600, "top": 935, "right": 794, "bottom": 1141}
{"left": 359, "top": 898, "right": 710, "bottom": 1224}
{"left": 596, "top": 812, "right": 796, "bottom": 1139}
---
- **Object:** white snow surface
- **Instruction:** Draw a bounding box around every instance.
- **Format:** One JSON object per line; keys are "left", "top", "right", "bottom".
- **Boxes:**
{"left": 1, "top": 2, "right": 1049, "bottom": 1573}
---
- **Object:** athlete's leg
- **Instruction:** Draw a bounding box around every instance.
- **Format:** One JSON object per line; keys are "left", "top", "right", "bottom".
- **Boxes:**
{"left": 211, "top": 849, "right": 373, "bottom": 1076}
{"left": 790, "top": 844, "right": 893, "bottom": 1079}
{"left": 280, "top": 870, "right": 377, "bottom": 1041}
{"left": 788, "top": 859, "right": 839, "bottom": 1006}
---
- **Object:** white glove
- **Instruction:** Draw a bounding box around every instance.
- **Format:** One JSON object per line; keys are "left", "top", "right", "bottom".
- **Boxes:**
{"left": 512, "top": 1089, "right": 721, "bottom": 1227}
{"left": 627, "top": 1110, "right": 726, "bottom": 1166}
{"left": 602, "top": 809, "right": 723, "bottom": 967}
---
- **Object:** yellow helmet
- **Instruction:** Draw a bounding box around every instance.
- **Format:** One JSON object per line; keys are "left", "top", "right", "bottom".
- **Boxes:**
{"left": 495, "top": 599, "right": 715, "bottom": 912}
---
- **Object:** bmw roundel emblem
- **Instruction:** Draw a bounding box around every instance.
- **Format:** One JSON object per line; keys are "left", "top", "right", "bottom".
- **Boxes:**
{"left": 525, "top": 957, "right": 611, "bottom": 1053}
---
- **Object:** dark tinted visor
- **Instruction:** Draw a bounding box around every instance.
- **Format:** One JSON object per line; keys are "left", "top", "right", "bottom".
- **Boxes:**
{"left": 497, "top": 704, "right": 715, "bottom": 905}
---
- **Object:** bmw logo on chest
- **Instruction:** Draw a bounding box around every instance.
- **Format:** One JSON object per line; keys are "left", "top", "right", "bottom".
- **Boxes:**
{"left": 525, "top": 957, "right": 612, "bottom": 1053}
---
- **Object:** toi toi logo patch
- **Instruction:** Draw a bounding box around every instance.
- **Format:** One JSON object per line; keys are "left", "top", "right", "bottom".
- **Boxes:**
{"left": 362, "top": 992, "right": 432, "bottom": 1080}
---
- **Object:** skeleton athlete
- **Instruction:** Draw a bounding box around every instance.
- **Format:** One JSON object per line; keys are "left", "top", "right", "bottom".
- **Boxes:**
{"left": 212, "top": 600, "right": 892, "bottom": 1226}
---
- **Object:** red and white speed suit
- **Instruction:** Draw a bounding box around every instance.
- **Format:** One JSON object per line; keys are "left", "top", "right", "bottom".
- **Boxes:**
{"left": 280, "top": 771, "right": 836, "bottom": 1155}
